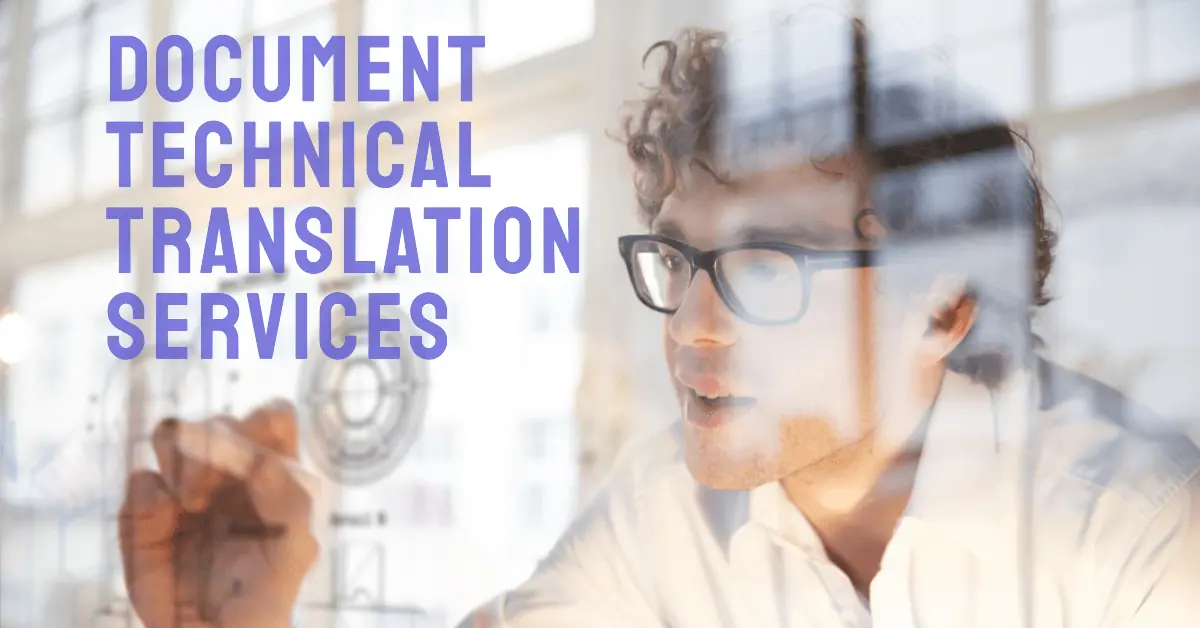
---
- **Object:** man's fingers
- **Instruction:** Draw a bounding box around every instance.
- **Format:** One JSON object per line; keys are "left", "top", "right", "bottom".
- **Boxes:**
{"left": 175, "top": 419, "right": 320, "bottom": 524}
{"left": 151, "top": 418, "right": 229, "bottom": 513}
{"left": 118, "top": 471, "right": 180, "bottom": 600}
{"left": 232, "top": 399, "right": 300, "bottom": 460}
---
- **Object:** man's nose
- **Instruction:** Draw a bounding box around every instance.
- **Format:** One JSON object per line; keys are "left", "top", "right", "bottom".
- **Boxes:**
{"left": 667, "top": 270, "right": 738, "bottom": 347}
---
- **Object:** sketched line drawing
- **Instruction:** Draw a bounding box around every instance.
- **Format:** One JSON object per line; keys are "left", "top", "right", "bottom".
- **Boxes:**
{"left": 298, "top": 300, "right": 429, "bottom": 486}
{"left": 332, "top": 541, "right": 386, "bottom": 607}
{"left": 294, "top": 541, "right": 432, "bottom": 627}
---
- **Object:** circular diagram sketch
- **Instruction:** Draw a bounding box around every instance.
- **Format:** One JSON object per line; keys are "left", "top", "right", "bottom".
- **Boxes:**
{"left": 298, "top": 300, "right": 430, "bottom": 486}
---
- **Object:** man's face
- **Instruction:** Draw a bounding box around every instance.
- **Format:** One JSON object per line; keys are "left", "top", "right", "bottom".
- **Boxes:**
{"left": 655, "top": 157, "right": 952, "bottom": 490}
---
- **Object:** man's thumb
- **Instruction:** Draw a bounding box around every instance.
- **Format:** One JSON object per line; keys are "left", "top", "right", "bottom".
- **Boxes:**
{"left": 175, "top": 420, "right": 320, "bottom": 524}
{"left": 118, "top": 471, "right": 180, "bottom": 604}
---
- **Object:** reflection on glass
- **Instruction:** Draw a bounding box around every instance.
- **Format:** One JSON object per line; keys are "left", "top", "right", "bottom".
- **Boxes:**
{"left": 1147, "top": 0, "right": 1200, "bottom": 87}
{"left": 22, "top": 117, "right": 77, "bottom": 212}
{"left": 87, "top": 0, "right": 149, "bottom": 94}
{"left": 478, "top": 0, "right": 593, "bottom": 70}
{"left": 1051, "top": 9, "right": 1137, "bottom": 107}
{"left": 28, "top": 22, "right": 84, "bottom": 113}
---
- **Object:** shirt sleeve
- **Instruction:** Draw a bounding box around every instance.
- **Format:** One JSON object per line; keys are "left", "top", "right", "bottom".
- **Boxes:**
{"left": 1121, "top": 469, "right": 1200, "bottom": 627}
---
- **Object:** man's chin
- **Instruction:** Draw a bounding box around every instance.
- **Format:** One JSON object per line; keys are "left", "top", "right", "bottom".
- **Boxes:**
{"left": 681, "top": 438, "right": 786, "bottom": 491}
{"left": 685, "top": 462, "right": 776, "bottom": 491}
{"left": 679, "top": 415, "right": 835, "bottom": 491}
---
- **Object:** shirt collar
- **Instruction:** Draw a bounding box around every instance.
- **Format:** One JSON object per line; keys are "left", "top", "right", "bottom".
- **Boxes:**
{"left": 696, "top": 366, "right": 1039, "bottom": 554}
{"left": 904, "top": 365, "right": 1038, "bottom": 527}
{"left": 696, "top": 477, "right": 824, "bottom": 557}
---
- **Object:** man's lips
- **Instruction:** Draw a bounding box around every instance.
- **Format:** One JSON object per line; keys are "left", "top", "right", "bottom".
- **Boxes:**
{"left": 677, "top": 373, "right": 733, "bottom": 398}
{"left": 677, "top": 373, "right": 757, "bottom": 411}
{"left": 688, "top": 388, "right": 758, "bottom": 409}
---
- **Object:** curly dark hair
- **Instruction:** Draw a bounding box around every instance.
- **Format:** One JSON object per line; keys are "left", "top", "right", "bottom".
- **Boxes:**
{"left": 617, "top": 25, "right": 1059, "bottom": 387}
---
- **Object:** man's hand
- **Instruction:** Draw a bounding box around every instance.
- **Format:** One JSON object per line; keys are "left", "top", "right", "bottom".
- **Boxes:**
{"left": 119, "top": 400, "right": 321, "bottom": 628}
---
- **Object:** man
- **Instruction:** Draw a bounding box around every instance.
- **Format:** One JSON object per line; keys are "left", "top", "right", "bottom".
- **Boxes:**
{"left": 119, "top": 22, "right": 1199, "bottom": 628}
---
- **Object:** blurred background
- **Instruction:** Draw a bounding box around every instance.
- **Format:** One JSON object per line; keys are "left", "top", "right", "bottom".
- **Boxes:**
{"left": 0, "top": 0, "right": 1197, "bottom": 626}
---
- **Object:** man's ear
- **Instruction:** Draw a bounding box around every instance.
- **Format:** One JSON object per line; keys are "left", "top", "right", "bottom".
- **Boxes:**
{"left": 926, "top": 291, "right": 978, "bottom": 358}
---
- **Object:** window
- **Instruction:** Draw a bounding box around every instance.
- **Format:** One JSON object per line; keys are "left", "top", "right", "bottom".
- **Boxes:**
{"left": 347, "top": 131, "right": 588, "bottom": 622}
{"left": 869, "top": 0, "right": 942, "bottom": 54}
{"left": 165, "top": 47, "right": 243, "bottom": 163}
{"left": 952, "top": 33, "right": 1032, "bottom": 119}
{"left": 22, "top": 0, "right": 149, "bottom": 213}
{"left": 1051, "top": 9, "right": 1138, "bottom": 107}
{"left": 1051, "top": 0, "right": 1136, "bottom": 19}
{"left": 1041, "top": 112, "right": 1200, "bottom": 422}
{"left": 1045, "top": 110, "right": 1200, "bottom": 212}
{"left": 949, "top": 0, "right": 1029, "bottom": 40}
{"left": 88, "top": 0, "right": 149, "bottom": 95}
{"left": 23, "top": 117, "right": 77, "bottom": 210}
{"left": 245, "top": 8, "right": 337, "bottom": 134}
{"left": 27, "top": 20, "right": 83, "bottom": 115}
{"left": 1050, "top": 0, "right": 1200, "bottom": 108}
{"left": 1147, "top": 0, "right": 1200, "bottom": 87}
{"left": 249, "top": 0, "right": 330, "bottom": 32}
{"left": 477, "top": 0, "right": 593, "bottom": 70}
{"left": 360, "top": 0, "right": 593, "bottom": 93}
{"left": 360, "top": 0, "right": 474, "bottom": 106}
{"left": 172, "top": 0, "right": 247, "bottom": 44}
{"left": 868, "top": 0, "right": 1032, "bottom": 119}
{"left": 6, "top": 250, "right": 133, "bottom": 508}
{"left": 36, "top": 0, "right": 89, "bottom": 30}
{"left": 153, "top": 205, "right": 320, "bottom": 417}
{"left": 83, "top": 92, "right": 141, "bottom": 194}
{"left": 354, "top": 163, "right": 480, "bottom": 362}
{"left": 165, "top": 0, "right": 247, "bottom": 163}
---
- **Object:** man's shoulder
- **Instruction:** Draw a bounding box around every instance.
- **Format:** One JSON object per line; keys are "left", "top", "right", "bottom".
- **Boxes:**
{"left": 1033, "top": 359, "right": 1200, "bottom": 519}
{"left": 1009, "top": 361, "right": 1200, "bottom": 619}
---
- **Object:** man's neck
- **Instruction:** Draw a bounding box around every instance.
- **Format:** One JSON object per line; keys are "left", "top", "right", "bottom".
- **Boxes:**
{"left": 777, "top": 362, "right": 948, "bottom": 594}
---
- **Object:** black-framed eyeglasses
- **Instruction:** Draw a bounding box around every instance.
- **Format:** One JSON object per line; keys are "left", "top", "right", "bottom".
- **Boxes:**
{"left": 617, "top": 234, "right": 879, "bottom": 325}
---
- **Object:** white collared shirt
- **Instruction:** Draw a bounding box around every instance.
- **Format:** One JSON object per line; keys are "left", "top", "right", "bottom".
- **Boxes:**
{"left": 477, "top": 364, "right": 1200, "bottom": 628}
